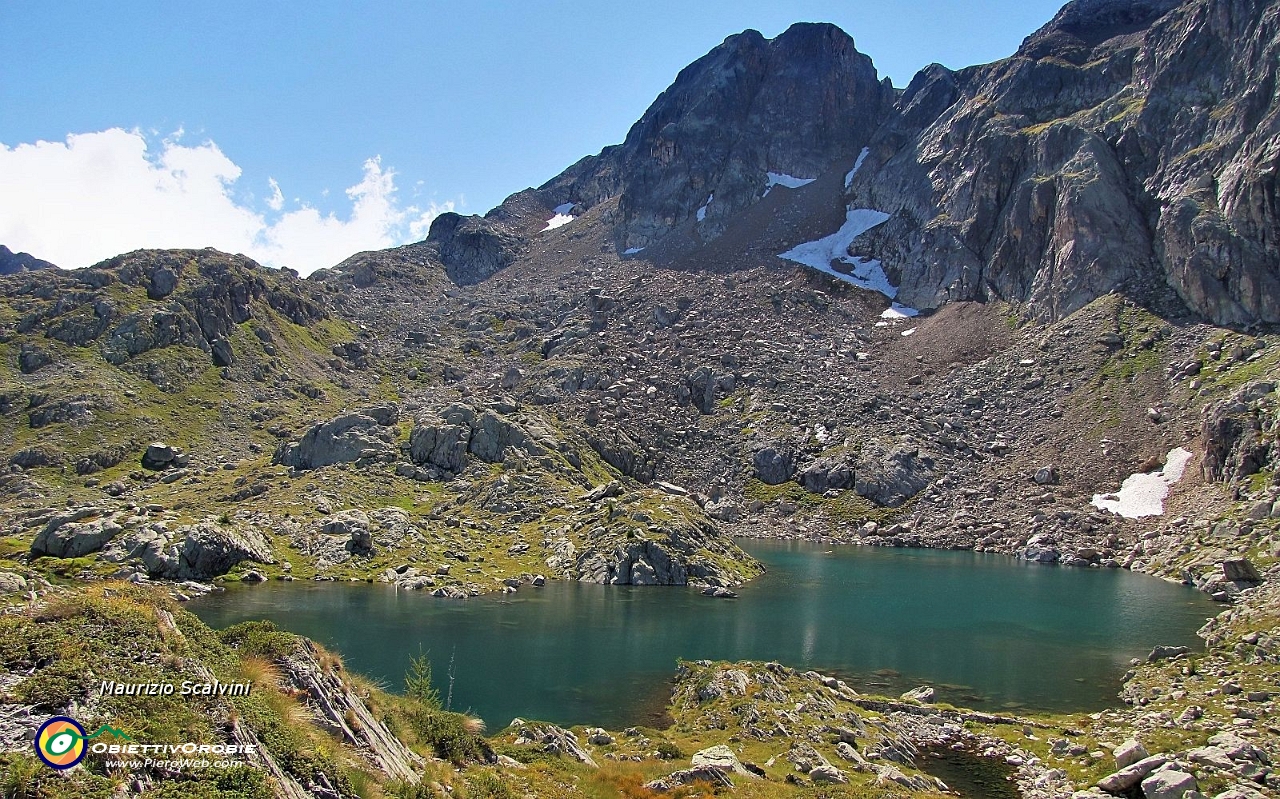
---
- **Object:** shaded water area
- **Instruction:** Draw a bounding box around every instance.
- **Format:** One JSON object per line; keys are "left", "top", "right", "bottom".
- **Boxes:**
{"left": 190, "top": 540, "right": 1217, "bottom": 729}
{"left": 916, "top": 746, "right": 1019, "bottom": 799}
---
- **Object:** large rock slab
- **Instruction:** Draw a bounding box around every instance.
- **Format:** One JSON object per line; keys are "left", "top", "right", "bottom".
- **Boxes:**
{"left": 754, "top": 444, "right": 796, "bottom": 485}
{"left": 853, "top": 439, "right": 933, "bottom": 507}
{"left": 1097, "top": 754, "right": 1169, "bottom": 792}
{"left": 176, "top": 523, "right": 274, "bottom": 579}
{"left": 274, "top": 405, "right": 399, "bottom": 470}
{"left": 408, "top": 404, "right": 544, "bottom": 472}
{"left": 691, "top": 745, "right": 759, "bottom": 779}
{"left": 31, "top": 508, "right": 122, "bottom": 558}
{"left": 1140, "top": 769, "right": 1197, "bottom": 799}
{"left": 1113, "top": 739, "right": 1148, "bottom": 769}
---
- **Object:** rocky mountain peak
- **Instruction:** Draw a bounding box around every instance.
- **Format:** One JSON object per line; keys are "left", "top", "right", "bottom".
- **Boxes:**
{"left": 0, "top": 245, "right": 55, "bottom": 275}
{"left": 441, "top": 20, "right": 897, "bottom": 266}
{"left": 405, "top": 0, "right": 1278, "bottom": 332}
{"left": 602, "top": 21, "right": 893, "bottom": 251}
{"left": 1019, "top": 0, "right": 1187, "bottom": 59}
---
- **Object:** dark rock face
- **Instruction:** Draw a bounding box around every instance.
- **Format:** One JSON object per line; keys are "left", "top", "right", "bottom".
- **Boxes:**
{"left": 396, "top": 4, "right": 1280, "bottom": 329}
{"left": 546, "top": 23, "right": 894, "bottom": 251}
{"left": 754, "top": 445, "right": 796, "bottom": 485}
{"left": 852, "top": 440, "right": 934, "bottom": 507}
{"left": 799, "top": 456, "right": 854, "bottom": 494}
{"left": 426, "top": 22, "right": 894, "bottom": 282}
{"left": 585, "top": 428, "right": 657, "bottom": 482}
{"left": 1020, "top": 0, "right": 1188, "bottom": 59}
{"left": 0, "top": 245, "right": 56, "bottom": 275}
{"left": 1201, "top": 381, "right": 1276, "bottom": 484}
{"left": 425, "top": 212, "right": 523, "bottom": 285}
{"left": 17, "top": 344, "right": 53, "bottom": 374}
{"left": 862, "top": 0, "right": 1280, "bottom": 327}
{"left": 611, "top": 22, "right": 892, "bottom": 249}
{"left": 141, "top": 442, "right": 183, "bottom": 471}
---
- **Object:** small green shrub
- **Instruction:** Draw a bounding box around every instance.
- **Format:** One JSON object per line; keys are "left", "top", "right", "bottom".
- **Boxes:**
{"left": 654, "top": 740, "right": 684, "bottom": 760}
{"left": 0, "top": 753, "right": 113, "bottom": 799}
{"left": 406, "top": 709, "right": 491, "bottom": 765}
{"left": 217, "top": 620, "right": 295, "bottom": 660}
{"left": 385, "top": 781, "right": 438, "bottom": 799}
{"left": 466, "top": 770, "right": 515, "bottom": 799}
{"left": 151, "top": 766, "right": 272, "bottom": 799}
{"left": 11, "top": 655, "right": 89, "bottom": 710}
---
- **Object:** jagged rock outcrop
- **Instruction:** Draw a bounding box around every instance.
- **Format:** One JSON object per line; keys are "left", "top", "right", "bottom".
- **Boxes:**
{"left": 175, "top": 522, "right": 275, "bottom": 579}
{"left": 275, "top": 405, "right": 401, "bottom": 470}
{"left": 585, "top": 428, "right": 657, "bottom": 482}
{"left": 858, "top": 0, "right": 1280, "bottom": 327}
{"left": 754, "top": 444, "right": 797, "bottom": 485}
{"left": 0, "top": 245, "right": 55, "bottom": 275}
{"left": 385, "top": 0, "right": 1280, "bottom": 330}
{"left": 572, "top": 513, "right": 752, "bottom": 587}
{"left": 0, "top": 249, "right": 328, "bottom": 383}
{"left": 682, "top": 365, "right": 737, "bottom": 414}
{"left": 30, "top": 508, "right": 121, "bottom": 558}
{"left": 510, "top": 721, "right": 596, "bottom": 767}
{"left": 540, "top": 22, "right": 894, "bottom": 252}
{"left": 408, "top": 403, "right": 546, "bottom": 471}
{"left": 1201, "top": 380, "right": 1276, "bottom": 484}
{"left": 279, "top": 640, "right": 427, "bottom": 782}
{"left": 425, "top": 212, "right": 524, "bottom": 285}
{"left": 852, "top": 440, "right": 934, "bottom": 507}
{"left": 799, "top": 454, "right": 855, "bottom": 494}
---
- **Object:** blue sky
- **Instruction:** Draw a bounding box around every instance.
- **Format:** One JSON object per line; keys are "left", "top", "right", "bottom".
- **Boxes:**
{"left": 1, "top": 0, "right": 1064, "bottom": 272}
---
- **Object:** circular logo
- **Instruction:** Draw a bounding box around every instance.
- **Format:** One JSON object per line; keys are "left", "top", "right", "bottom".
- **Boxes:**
{"left": 34, "top": 716, "right": 87, "bottom": 770}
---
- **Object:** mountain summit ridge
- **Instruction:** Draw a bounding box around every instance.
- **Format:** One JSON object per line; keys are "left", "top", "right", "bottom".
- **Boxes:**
{"left": 417, "top": 0, "right": 1279, "bottom": 329}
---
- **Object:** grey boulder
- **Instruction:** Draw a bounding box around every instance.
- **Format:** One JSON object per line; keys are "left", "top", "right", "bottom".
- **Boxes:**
{"left": 853, "top": 440, "right": 933, "bottom": 507}
{"left": 275, "top": 407, "right": 400, "bottom": 470}
{"left": 176, "top": 523, "right": 274, "bottom": 579}
{"left": 754, "top": 445, "right": 796, "bottom": 485}
{"left": 0, "top": 572, "right": 27, "bottom": 593}
{"left": 31, "top": 509, "right": 122, "bottom": 558}
{"left": 1140, "top": 769, "right": 1198, "bottom": 799}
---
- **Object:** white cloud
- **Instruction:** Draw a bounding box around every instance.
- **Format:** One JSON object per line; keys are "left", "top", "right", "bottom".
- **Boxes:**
{"left": 0, "top": 128, "right": 455, "bottom": 275}
{"left": 266, "top": 178, "right": 284, "bottom": 212}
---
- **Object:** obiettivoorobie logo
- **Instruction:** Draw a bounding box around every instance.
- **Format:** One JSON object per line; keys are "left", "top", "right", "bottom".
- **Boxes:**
{"left": 34, "top": 716, "right": 131, "bottom": 770}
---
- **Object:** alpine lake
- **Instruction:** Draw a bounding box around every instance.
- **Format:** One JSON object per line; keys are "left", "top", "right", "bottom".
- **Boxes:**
{"left": 190, "top": 539, "right": 1218, "bottom": 732}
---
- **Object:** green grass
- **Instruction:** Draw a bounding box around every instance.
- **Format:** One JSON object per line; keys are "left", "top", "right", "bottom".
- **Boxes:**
{"left": 743, "top": 478, "right": 903, "bottom": 526}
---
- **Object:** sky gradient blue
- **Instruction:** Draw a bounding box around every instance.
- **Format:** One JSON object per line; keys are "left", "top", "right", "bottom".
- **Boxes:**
{"left": 3, "top": 0, "right": 1064, "bottom": 218}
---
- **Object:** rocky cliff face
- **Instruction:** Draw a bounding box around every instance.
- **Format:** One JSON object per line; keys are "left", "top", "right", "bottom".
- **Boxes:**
{"left": 431, "top": 22, "right": 894, "bottom": 262}
{"left": 860, "top": 0, "right": 1280, "bottom": 326}
{"left": 424, "top": 0, "right": 1279, "bottom": 331}
{"left": 576, "top": 22, "right": 894, "bottom": 252}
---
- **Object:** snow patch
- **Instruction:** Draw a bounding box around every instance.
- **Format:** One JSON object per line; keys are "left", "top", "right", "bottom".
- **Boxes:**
{"left": 764, "top": 172, "right": 816, "bottom": 196}
{"left": 1091, "top": 447, "right": 1194, "bottom": 518}
{"left": 900, "top": 328, "right": 916, "bottom": 337}
{"left": 844, "top": 147, "right": 870, "bottom": 189}
{"left": 696, "top": 193, "right": 713, "bottom": 222}
{"left": 880, "top": 303, "right": 919, "bottom": 320}
{"left": 777, "top": 208, "right": 894, "bottom": 296}
{"left": 542, "top": 203, "right": 578, "bottom": 231}
{"left": 623, "top": 247, "right": 645, "bottom": 255}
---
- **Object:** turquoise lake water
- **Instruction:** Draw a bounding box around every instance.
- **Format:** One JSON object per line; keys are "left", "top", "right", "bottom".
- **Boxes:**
{"left": 189, "top": 540, "right": 1218, "bottom": 729}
